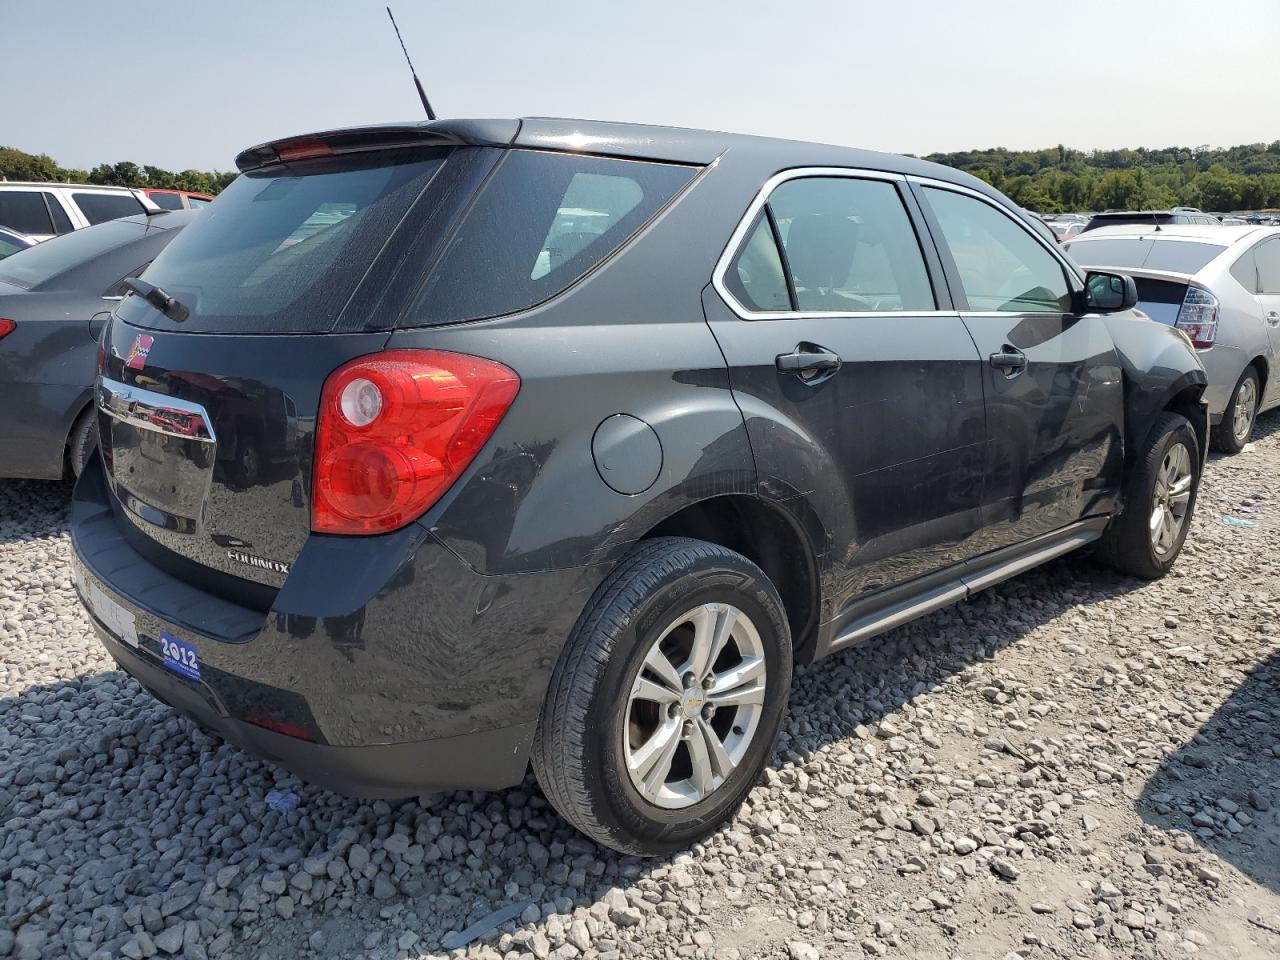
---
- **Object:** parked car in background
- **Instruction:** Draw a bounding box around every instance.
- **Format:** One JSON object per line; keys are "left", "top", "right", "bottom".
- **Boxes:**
{"left": 143, "top": 188, "right": 214, "bottom": 211}
{"left": 0, "top": 226, "right": 36, "bottom": 259}
{"left": 1084, "top": 209, "right": 1220, "bottom": 232}
{"left": 0, "top": 182, "right": 159, "bottom": 241}
{"left": 1221, "top": 216, "right": 1247, "bottom": 225}
{"left": 0, "top": 209, "right": 196, "bottom": 479}
{"left": 1066, "top": 224, "right": 1280, "bottom": 453}
{"left": 1050, "top": 220, "right": 1086, "bottom": 242}
{"left": 72, "top": 118, "right": 1207, "bottom": 855}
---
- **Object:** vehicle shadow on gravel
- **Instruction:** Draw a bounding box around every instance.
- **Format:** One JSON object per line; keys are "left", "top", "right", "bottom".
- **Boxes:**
{"left": 1136, "top": 649, "right": 1280, "bottom": 895}
{"left": 0, "top": 478, "right": 72, "bottom": 545}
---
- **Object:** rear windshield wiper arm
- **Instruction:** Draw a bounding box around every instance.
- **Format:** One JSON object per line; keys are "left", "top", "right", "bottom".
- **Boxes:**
{"left": 124, "top": 277, "right": 189, "bottom": 323}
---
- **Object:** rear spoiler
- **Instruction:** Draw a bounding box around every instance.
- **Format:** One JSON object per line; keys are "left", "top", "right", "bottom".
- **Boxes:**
{"left": 235, "top": 120, "right": 521, "bottom": 172}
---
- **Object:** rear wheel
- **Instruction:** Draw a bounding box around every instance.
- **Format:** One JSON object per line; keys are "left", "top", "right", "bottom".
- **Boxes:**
{"left": 1098, "top": 412, "right": 1200, "bottom": 579}
{"left": 532, "top": 537, "right": 791, "bottom": 855}
{"left": 1211, "top": 365, "right": 1259, "bottom": 454}
{"left": 67, "top": 407, "right": 98, "bottom": 478}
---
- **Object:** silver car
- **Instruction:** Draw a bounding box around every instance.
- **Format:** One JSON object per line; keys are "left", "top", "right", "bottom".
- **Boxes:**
{"left": 1066, "top": 224, "right": 1280, "bottom": 453}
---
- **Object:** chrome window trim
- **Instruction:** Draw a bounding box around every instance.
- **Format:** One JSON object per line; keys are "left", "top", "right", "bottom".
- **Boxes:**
{"left": 97, "top": 376, "right": 217, "bottom": 444}
{"left": 711, "top": 166, "right": 957, "bottom": 321}
{"left": 908, "top": 174, "right": 1087, "bottom": 285}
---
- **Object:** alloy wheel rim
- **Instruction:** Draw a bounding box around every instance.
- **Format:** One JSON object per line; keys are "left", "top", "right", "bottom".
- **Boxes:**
{"left": 1149, "top": 441, "right": 1193, "bottom": 557}
{"left": 1233, "top": 378, "right": 1257, "bottom": 443}
{"left": 623, "top": 602, "right": 767, "bottom": 809}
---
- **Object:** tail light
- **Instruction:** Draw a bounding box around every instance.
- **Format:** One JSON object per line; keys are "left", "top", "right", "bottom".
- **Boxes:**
{"left": 1175, "top": 287, "right": 1218, "bottom": 349}
{"left": 0, "top": 319, "right": 15, "bottom": 341}
{"left": 312, "top": 349, "right": 520, "bottom": 534}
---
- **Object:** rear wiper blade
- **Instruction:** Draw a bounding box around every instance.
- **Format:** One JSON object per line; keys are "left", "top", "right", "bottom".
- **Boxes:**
{"left": 124, "top": 277, "right": 189, "bottom": 323}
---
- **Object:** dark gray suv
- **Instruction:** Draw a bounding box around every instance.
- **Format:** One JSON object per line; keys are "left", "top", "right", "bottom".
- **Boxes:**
{"left": 71, "top": 118, "right": 1207, "bottom": 854}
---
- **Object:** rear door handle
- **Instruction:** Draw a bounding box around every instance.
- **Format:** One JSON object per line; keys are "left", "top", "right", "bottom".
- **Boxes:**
{"left": 989, "top": 347, "right": 1027, "bottom": 375}
{"left": 1267, "top": 311, "right": 1280, "bottom": 326}
{"left": 776, "top": 343, "right": 842, "bottom": 379}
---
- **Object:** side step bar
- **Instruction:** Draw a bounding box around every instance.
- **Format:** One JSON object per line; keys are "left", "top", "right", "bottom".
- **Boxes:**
{"left": 822, "top": 517, "right": 1107, "bottom": 657}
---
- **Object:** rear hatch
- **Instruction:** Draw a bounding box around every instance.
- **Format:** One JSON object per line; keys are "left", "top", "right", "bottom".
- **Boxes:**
{"left": 95, "top": 130, "right": 700, "bottom": 595}
{"left": 96, "top": 143, "right": 488, "bottom": 591}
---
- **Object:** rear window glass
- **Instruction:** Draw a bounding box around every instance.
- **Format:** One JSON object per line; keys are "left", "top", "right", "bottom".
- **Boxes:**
{"left": 74, "top": 192, "right": 147, "bottom": 224}
{"left": 0, "top": 219, "right": 143, "bottom": 289}
{"left": 124, "top": 148, "right": 449, "bottom": 334}
{"left": 412, "top": 150, "right": 695, "bottom": 325}
{"left": 0, "top": 191, "right": 53, "bottom": 235}
{"left": 187, "top": 196, "right": 211, "bottom": 208}
{"left": 1065, "top": 238, "right": 1226, "bottom": 275}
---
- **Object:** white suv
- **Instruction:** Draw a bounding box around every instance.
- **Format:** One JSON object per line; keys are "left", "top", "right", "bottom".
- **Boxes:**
{"left": 0, "top": 182, "right": 159, "bottom": 242}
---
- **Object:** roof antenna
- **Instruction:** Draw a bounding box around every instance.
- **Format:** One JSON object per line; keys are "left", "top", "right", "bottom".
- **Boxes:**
{"left": 386, "top": 6, "right": 437, "bottom": 121}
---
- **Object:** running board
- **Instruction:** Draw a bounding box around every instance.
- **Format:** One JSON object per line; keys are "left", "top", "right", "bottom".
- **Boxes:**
{"left": 824, "top": 518, "right": 1106, "bottom": 656}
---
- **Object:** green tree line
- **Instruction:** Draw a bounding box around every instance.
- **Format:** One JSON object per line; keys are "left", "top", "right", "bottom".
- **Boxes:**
{"left": 0, "top": 145, "right": 236, "bottom": 196}
{"left": 923, "top": 142, "right": 1280, "bottom": 214}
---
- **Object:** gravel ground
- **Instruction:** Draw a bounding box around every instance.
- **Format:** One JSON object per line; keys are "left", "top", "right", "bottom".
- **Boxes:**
{"left": 3, "top": 419, "right": 1279, "bottom": 960}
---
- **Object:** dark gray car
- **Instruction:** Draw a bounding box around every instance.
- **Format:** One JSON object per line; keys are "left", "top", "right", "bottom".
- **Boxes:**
{"left": 0, "top": 210, "right": 195, "bottom": 478}
{"left": 71, "top": 120, "right": 1207, "bottom": 855}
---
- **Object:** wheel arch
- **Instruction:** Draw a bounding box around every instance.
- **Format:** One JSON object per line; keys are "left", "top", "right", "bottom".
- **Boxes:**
{"left": 638, "top": 494, "right": 823, "bottom": 663}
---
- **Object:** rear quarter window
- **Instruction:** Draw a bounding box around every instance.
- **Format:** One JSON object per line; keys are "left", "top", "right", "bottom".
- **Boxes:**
{"left": 409, "top": 150, "right": 696, "bottom": 325}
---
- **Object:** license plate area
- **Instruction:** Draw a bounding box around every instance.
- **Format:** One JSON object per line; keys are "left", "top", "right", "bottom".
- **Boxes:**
{"left": 74, "top": 564, "right": 139, "bottom": 648}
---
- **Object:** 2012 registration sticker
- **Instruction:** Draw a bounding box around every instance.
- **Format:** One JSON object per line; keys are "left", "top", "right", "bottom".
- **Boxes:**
{"left": 160, "top": 632, "right": 201, "bottom": 682}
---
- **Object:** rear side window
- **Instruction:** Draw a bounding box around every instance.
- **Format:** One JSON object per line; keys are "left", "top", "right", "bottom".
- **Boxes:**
{"left": 413, "top": 151, "right": 695, "bottom": 325}
{"left": 0, "top": 219, "right": 143, "bottom": 289}
{"left": 725, "top": 215, "right": 791, "bottom": 311}
{"left": 1256, "top": 238, "right": 1280, "bottom": 295}
{"left": 723, "top": 176, "right": 935, "bottom": 315}
{"left": 149, "top": 192, "right": 185, "bottom": 211}
{"left": 924, "top": 187, "right": 1071, "bottom": 313}
{"left": 0, "top": 191, "right": 53, "bottom": 235}
{"left": 74, "top": 192, "right": 146, "bottom": 224}
{"left": 1230, "top": 247, "right": 1259, "bottom": 293}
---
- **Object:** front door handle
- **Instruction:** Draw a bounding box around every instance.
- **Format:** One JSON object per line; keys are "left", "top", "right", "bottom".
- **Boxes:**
{"left": 989, "top": 347, "right": 1027, "bottom": 375}
{"left": 1266, "top": 311, "right": 1280, "bottom": 327}
{"left": 776, "top": 343, "right": 842, "bottom": 379}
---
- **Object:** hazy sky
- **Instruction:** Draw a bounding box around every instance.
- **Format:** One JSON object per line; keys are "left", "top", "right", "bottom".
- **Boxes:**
{"left": 6, "top": 0, "right": 1279, "bottom": 173}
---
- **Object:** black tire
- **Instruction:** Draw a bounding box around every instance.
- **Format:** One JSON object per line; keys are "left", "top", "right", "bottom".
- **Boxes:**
{"left": 1098, "top": 412, "right": 1200, "bottom": 580}
{"left": 1211, "top": 365, "right": 1259, "bottom": 455}
{"left": 67, "top": 407, "right": 98, "bottom": 478}
{"left": 532, "top": 537, "right": 792, "bottom": 855}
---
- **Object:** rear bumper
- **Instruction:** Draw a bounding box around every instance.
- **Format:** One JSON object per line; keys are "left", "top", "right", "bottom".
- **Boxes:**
{"left": 90, "top": 620, "right": 535, "bottom": 797}
{"left": 71, "top": 455, "right": 602, "bottom": 796}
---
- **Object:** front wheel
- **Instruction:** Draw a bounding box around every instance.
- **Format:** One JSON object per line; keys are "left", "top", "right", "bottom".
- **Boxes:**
{"left": 532, "top": 537, "right": 792, "bottom": 855}
{"left": 1098, "top": 412, "right": 1200, "bottom": 579}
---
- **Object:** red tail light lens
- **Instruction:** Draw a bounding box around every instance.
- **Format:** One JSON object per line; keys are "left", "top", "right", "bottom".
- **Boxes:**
{"left": 312, "top": 349, "right": 520, "bottom": 534}
{"left": 0, "top": 319, "right": 15, "bottom": 341}
{"left": 1175, "top": 287, "right": 1219, "bottom": 349}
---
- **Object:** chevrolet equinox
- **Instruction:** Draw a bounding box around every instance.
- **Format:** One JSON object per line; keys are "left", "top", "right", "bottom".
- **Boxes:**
{"left": 71, "top": 118, "right": 1208, "bottom": 854}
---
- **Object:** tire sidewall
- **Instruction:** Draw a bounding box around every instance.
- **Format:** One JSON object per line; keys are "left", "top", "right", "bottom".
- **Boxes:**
{"left": 584, "top": 555, "right": 791, "bottom": 851}
{"left": 1134, "top": 417, "right": 1200, "bottom": 574}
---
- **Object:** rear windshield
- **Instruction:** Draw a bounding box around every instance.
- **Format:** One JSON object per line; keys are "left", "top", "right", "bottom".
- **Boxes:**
{"left": 410, "top": 150, "right": 696, "bottom": 325}
{"left": 1064, "top": 237, "right": 1226, "bottom": 275}
{"left": 74, "top": 192, "right": 147, "bottom": 224}
{"left": 0, "top": 219, "right": 143, "bottom": 289}
{"left": 124, "top": 147, "right": 449, "bottom": 334}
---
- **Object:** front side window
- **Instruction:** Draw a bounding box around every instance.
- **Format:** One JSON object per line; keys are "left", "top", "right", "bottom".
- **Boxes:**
{"left": 73, "top": 191, "right": 146, "bottom": 225}
{"left": 1256, "top": 238, "right": 1280, "bottom": 295}
{"left": 0, "top": 191, "right": 53, "bottom": 235}
{"left": 723, "top": 176, "right": 935, "bottom": 315}
{"left": 925, "top": 187, "right": 1071, "bottom": 313}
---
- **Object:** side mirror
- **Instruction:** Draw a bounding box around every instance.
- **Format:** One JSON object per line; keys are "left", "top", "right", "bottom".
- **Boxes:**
{"left": 1084, "top": 271, "right": 1137, "bottom": 313}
